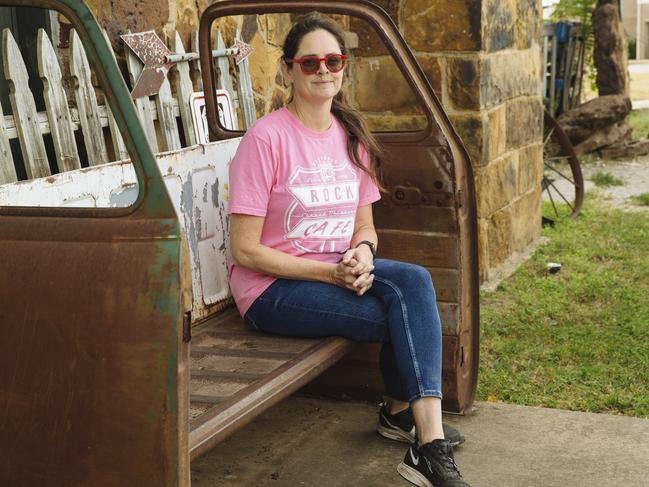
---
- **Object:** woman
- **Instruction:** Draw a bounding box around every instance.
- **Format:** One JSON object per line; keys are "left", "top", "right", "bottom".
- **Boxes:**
{"left": 228, "top": 12, "right": 471, "bottom": 487}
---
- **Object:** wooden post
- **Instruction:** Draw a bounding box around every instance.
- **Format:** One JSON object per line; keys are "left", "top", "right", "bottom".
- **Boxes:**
{"left": 0, "top": 98, "right": 17, "bottom": 184}
{"left": 2, "top": 28, "right": 50, "bottom": 179}
{"left": 235, "top": 30, "right": 256, "bottom": 129}
{"left": 191, "top": 32, "right": 203, "bottom": 91}
{"left": 37, "top": 28, "right": 81, "bottom": 173}
{"left": 70, "top": 30, "right": 108, "bottom": 166}
{"left": 101, "top": 29, "right": 129, "bottom": 161}
{"left": 125, "top": 31, "right": 159, "bottom": 153}
{"left": 172, "top": 32, "right": 197, "bottom": 147}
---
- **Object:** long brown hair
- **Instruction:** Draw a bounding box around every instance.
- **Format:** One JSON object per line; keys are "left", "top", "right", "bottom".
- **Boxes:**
{"left": 282, "top": 12, "right": 383, "bottom": 189}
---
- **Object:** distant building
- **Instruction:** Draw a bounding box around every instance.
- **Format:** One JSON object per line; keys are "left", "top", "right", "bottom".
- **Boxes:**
{"left": 621, "top": 0, "right": 649, "bottom": 59}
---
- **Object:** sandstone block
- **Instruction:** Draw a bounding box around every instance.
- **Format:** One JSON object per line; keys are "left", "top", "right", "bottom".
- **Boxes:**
{"left": 264, "top": 13, "right": 293, "bottom": 47}
{"left": 448, "top": 57, "right": 482, "bottom": 110}
{"left": 446, "top": 49, "right": 541, "bottom": 110}
{"left": 403, "top": 0, "right": 481, "bottom": 52}
{"left": 88, "top": 0, "right": 171, "bottom": 46}
{"left": 249, "top": 33, "right": 283, "bottom": 102}
{"left": 350, "top": 0, "right": 398, "bottom": 56}
{"left": 351, "top": 57, "right": 420, "bottom": 114}
{"left": 506, "top": 97, "right": 543, "bottom": 150}
{"left": 163, "top": 0, "right": 201, "bottom": 43}
{"left": 270, "top": 88, "right": 287, "bottom": 112}
{"left": 241, "top": 15, "right": 259, "bottom": 44}
{"left": 476, "top": 152, "right": 519, "bottom": 217}
{"left": 364, "top": 114, "right": 428, "bottom": 132}
{"left": 486, "top": 105, "right": 507, "bottom": 161}
{"left": 481, "top": 48, "right": 541, "bottom": 108}
{"left": 487, "top": 206, "right": 513, "bottom": 267}
{"left": 517, "top": 143, "right": 543, "bottom": 196}
{"left": 449, "top": 113, "right": 484, "bottom": 166}
{"left": 482, "top": 0, "right": 517, "bottom": 51}
{"left": 515, "top": 0, "right": 543, "bottom": 50}
{"left": 450, "top": 108, "right": 505, "bottom": 166}
{"left": 416, "top": 55, "right": 443, "bottom": 95}
{"left": 510, "top": 186, "right": 542, "bottom": 252}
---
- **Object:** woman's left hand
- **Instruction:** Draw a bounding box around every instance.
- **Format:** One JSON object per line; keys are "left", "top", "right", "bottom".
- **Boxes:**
{"left": 341, "top": 247, "right": 375, "bottom": 295}
{"left": 341, "top": 246, "right": 374, "bottom": 276}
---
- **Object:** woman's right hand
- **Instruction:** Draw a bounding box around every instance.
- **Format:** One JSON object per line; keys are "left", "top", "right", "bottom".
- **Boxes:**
{"left": 331, "top": 258, "right": 374, "bottom": 296}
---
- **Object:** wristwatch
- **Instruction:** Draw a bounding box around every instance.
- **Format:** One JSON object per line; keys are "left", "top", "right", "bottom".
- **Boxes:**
{"left": 355, "top": 240, "right": 376, "bottom": 258}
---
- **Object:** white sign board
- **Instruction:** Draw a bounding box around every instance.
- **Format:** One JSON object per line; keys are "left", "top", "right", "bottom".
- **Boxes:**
{"left": 190, "top": 90, "right": 238, "bottom": 143}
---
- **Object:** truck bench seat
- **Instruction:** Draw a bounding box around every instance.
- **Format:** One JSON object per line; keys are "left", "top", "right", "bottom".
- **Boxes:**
{"left": 188, "top": 307, "right": 355, "bottom": 459}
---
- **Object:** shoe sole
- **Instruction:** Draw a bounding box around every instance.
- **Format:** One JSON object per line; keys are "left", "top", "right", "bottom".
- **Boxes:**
{"left": 376, "top": 421, "right": 415, "bottom": 444}
{"left": 397, "top": 462, "right": 434, "bottom": 487}
{"left": 377, "top": 422, "right": 464, "bottom": 448}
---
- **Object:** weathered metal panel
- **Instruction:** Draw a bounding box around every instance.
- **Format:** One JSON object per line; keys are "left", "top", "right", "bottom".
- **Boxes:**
{"left": 0, "top": 1, "right": 186, "bottom": 485}
{"left": 0, "top": 140, "right": 239, "bottom": 321}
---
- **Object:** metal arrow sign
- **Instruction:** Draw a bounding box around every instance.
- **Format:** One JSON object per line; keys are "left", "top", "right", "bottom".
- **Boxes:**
{"left": 232, "top": 39, "right": 253, "bottom": 65}
{"left": 121, "top": 31, "right": 253, "bottom": 99}
{"left": 121, "top": 31, "right": 174, "bottom": 99}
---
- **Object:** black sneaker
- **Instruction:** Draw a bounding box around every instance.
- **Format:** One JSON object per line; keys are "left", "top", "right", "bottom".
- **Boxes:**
{"left": 377, "top": 403, "right": 466, "bottom": 447}
{"left": 397, "top": 439, "right": 470, "bottom": 487}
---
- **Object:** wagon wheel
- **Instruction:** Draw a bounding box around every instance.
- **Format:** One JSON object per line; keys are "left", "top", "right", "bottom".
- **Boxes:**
{"left": 542, "top": 109, "right": 584, "bottom": 225}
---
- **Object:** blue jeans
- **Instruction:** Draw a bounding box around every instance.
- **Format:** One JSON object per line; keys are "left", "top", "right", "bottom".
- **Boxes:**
{"left": 245, "top": 259, "right": 443, "bottom": 403}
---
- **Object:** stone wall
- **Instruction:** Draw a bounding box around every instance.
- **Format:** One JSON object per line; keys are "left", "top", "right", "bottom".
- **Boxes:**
{"left": 83, "top": 0, "right": 544, "bottom": 282}
{"left": 377, "top": 0, "right": 545, "bottom": 280}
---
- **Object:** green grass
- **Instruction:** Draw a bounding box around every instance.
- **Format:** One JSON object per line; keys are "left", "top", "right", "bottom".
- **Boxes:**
{"left": 631, "top": 192, "right": 649, "bottom": 207}
{"left": 477, "top": 195, "right": 649, "bottom": 418}
{"left": 629, "top": 109, "right": 649, "bottom": 140}
{"left": 591, "top": 171, "right": 624, "bottom": 187}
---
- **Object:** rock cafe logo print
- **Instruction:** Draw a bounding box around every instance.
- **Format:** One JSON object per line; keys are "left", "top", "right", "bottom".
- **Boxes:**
{"left": 285, "top": 156, "right": 359, "bottom": 253}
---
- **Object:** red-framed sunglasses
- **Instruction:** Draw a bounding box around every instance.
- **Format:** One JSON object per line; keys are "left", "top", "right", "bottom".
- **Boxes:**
{"left": 285, "top": 54, "right": 348, "bottom": 74}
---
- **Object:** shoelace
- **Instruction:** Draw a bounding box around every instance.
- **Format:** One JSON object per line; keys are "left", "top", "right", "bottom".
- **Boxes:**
{"left": 427, "top": 443, "right": 463, "bottom": 478}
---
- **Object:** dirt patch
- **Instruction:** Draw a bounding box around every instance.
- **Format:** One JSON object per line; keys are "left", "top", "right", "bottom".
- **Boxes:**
{"left": 580, "top": 155, "right": 649, "bottom": 211}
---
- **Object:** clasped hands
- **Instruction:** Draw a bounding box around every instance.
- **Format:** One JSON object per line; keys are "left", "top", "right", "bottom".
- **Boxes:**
{"left": 332, "top": 246, "right": 375, "bottom": 296}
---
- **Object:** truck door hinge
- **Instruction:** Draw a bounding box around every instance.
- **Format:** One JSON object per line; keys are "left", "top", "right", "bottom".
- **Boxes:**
{"left": 183, "top": 311, "right": 192, "bottom": 342}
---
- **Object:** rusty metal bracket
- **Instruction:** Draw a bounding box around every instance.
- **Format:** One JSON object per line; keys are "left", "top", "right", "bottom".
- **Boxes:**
{"left": 183, "top": 311, "right": 192, "bottom": 342}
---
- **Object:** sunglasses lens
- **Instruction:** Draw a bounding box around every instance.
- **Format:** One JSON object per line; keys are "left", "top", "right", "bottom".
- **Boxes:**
{"left": 325, "top": 55, "right": 344, "bottom": 72}
{"left": 301, "top": 57, "right": 320, "bottom": 73}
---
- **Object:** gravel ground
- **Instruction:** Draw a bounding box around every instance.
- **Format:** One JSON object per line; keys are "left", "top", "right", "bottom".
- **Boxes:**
{"left": 544, "top": 154, "right": 649, "bottom": 213}
{"left": 579, "top": 155, "right": 649, "bottom": 211}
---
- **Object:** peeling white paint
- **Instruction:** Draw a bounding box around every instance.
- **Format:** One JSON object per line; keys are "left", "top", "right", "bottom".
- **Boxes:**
{"left": 0, "top": 139, "right": 241, "bottom": 322}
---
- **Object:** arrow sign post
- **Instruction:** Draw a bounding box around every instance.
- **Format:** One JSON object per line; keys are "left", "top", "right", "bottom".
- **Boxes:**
{"left": 121, "top": 31, "right": 254, "bottom": 99}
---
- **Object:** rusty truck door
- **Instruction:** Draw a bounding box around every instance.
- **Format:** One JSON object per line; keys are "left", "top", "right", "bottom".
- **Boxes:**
{"left": 0, "top": 1, "right": 189, "bottom": 485}
{"left": 199, "top": 0, "right": 480, "bottom": 413}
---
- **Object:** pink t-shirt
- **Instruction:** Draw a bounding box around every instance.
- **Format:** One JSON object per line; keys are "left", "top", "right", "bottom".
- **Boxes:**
{"left": 228, "top": 107, "right": 381, "bottom": 316}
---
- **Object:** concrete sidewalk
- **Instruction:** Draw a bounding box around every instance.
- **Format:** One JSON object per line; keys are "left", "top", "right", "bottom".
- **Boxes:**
{"left": 191, "top": 396, "right": 649, "bottom": 486}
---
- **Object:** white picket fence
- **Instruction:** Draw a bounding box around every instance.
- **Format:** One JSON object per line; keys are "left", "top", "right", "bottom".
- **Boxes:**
{"left": 0, "top": 26, "right": 254, "bottom": 186}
